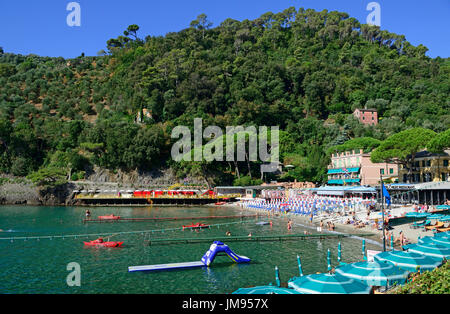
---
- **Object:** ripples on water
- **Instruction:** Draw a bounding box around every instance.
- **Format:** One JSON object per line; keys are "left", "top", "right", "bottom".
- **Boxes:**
{"left": 0, "top": 206, "right": 380, "bottom": 293}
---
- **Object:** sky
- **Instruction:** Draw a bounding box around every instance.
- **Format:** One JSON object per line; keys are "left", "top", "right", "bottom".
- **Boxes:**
{"left": 0, "top": 0, "right": 448, "bottom": 59}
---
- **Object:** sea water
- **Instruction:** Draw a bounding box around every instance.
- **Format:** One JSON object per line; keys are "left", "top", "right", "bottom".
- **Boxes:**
{"left": 0, "top": 205, "right": 380, "bottom": 294}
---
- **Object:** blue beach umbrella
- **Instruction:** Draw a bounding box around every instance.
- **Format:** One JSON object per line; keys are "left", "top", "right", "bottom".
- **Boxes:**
{"left": 233, "top": 286, "right": 302, "bottom": 294}
{"left": 419, "top": 236, "right": 450, "bottom": 247}
{"left": 404, "top": 242, "right": 450, "bottom": 259}
{"left": 334, "top": 261, "right": 410, "bottom": 287}
{"left": 288, "top": 273, "right": 372, "bottom": 294}
{"left": 428, "top": 214, "right": 444, "bottom": 219}
{"left": 373, "top": 251, "right": 442, "bottom": 272}
{"left": 433, "top": 231, "right": 450, "bottom": 238}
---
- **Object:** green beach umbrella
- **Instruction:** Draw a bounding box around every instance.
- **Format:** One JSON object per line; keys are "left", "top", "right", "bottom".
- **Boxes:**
{"left": 403, "top": 242, "right": 450, "bottom": 259}
{"left": 288, "top": 273, "right": 372, "bottom": 294}
{"left": 233, "top": 285, "right": 302, "bottom": 294}
{"left": 335, "top": 261, "right": 410, "bottom": 287}
{"left": 373, "top": 250, "right": 442, "bottom": 272}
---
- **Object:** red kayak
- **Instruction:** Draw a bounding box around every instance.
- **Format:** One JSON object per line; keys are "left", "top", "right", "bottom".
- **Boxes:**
{"left": 215, "top": 202, "right": 226, "bottom": 205}
{"left": 182, "top": 222, "right": 210, "bottom": 230}
{"left": 84, "top": 239, "right": 123, "bottom": 247}
{"left": 98, "top": 214, "right": 121, "bottom": 220}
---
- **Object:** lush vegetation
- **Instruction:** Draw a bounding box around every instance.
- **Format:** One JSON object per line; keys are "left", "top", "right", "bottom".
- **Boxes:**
{"left": 0, "top": 7, "right": 449, "bottom": 186}
{"left": 390, "top": 260, "right": 449, "bottom": 294}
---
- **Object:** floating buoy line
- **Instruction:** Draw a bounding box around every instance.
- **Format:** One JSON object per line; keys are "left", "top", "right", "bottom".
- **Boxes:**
{"left": 0, "top": 220, "right": 254, "bottom": 242}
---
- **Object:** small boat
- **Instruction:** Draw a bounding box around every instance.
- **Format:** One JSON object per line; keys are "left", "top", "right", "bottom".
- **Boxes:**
{"left": 84, "top": 239, "right": 123, "bottom": 247}
{"left": 98, "top": 214, "right": 121, "bottom": 220}
{"left": 215, "top": 202, "right": 226, "bottom": 206}
{"left": 182, "top": 222, "right": 210, "bottom": 230}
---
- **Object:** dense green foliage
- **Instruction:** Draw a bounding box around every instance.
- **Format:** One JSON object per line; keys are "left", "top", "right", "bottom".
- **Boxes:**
{"left": 327, "top": 137, "right": 381, "bottom": 154}
{"left": 391, "top": 260, "right": 449, "bottom": 294}
{"left": 428, "top": 129, "right": 450, "bottom": 153}
{"left": 0, "top": 7, "right": 448, "bottom": 185}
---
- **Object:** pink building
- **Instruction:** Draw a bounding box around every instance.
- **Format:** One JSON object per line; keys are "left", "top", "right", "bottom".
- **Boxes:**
{"left": 328, "top": 149, "right": 398, "bottom": 186}
{"left": 353, "top": 108, "right": 378, "bottom": 126}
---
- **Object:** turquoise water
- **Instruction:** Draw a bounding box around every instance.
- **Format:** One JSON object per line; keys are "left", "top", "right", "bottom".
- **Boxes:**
{"left": 0, "top": 206, "right": 381, "bottom": 294}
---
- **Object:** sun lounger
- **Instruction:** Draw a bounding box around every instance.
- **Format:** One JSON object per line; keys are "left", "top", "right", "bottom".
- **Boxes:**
{"left": 410, "top": 220, "right": 430, "bottom": 229}
{"left": 425, "top": 221, "right": 444, "bottom": 231}
{"left": 436, "top": 223, "right": 450, "bottom": 233}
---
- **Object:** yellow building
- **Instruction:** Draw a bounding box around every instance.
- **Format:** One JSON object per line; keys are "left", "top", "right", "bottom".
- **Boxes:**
{"left": 398, "top": 150, "right": 450, "bottom": 183}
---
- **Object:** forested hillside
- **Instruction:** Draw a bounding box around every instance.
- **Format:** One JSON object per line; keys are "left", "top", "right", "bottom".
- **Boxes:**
{"left": 0, "top": 7, "right": 449, "bottom": 187}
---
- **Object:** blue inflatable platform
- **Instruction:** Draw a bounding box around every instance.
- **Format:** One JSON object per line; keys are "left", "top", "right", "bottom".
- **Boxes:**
{"left": 128, "top": 241, "right": 250, "bottom": 272}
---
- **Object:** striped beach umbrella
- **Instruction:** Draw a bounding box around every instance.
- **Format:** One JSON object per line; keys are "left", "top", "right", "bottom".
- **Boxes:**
{"left": 335, "top": 261, "right": 410, "bottom": 287}
{"left": 403, "top": 242, "right": 450, "bottom": 259}
{"left": 373, "top": 250, "right": 442, "bottom": 272}
{"left": 233, "top": 286, "right": 302, "bottom": 294}
{"left": 418, "top": 236, "right": 450, "bottom": 247}
{"left": 433, "top": 231, "right": 450, "bottom": 239}
{"left": 288, "top": 273, "right": 372, "bottom": 294}
{"left": 428, "top": 214, "right": 444, "bottom": 219}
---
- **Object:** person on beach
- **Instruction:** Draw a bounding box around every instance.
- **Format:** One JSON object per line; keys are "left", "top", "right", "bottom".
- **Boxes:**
{"left": 382, "top": 228, "right": 390, "bottom": 242}
{"left": 395, "top": 231, "right": 408, "bottom": 246}
{"left": 287, "top": 219, "right": 292, "bottom": 230}
{"left": 309, "top": 212, "right": 313, "bottom": 224}
{"left": 319, "top": 220, "right": 324, "bottom": 232}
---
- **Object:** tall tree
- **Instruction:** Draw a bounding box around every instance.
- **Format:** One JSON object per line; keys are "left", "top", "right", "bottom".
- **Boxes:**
{"left": 370, "top": 128, "right": 437, "bottom": 183}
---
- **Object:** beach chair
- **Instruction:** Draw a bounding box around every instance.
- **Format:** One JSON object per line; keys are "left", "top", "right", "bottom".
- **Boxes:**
{"left": 410, "top": 220, "right": 430, "bottom": 229}
{"left": 436, "top": 223, "right": 450, "bottom": 233}
{"left": 425, "top": 221, "right": 444, "bottom": 231}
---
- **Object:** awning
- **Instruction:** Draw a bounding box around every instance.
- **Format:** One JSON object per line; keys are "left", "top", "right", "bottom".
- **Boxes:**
{"left": 327, "top": 167, "right": 360, "bottom": 175}
{"left": 327, "top": 179, "right": 361, "bottom": 185}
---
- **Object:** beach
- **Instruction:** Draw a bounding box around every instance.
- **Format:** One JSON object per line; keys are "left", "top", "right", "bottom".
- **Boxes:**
{"left": 232, "top": 201, "right": 436, "bottom": 249}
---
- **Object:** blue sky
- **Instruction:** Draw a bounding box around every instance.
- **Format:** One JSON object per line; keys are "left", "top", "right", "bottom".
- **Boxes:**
{"left": 0, "top": 0, "right": 448, "bottom": 59}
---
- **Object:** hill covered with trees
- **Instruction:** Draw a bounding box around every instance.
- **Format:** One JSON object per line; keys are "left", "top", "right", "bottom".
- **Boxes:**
{"left": 0, "top": 7, "right": 449, "bottom": 188}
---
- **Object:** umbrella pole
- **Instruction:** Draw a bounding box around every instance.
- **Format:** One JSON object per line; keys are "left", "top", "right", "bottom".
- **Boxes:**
{"left": 380, "top": 174, "right": 386, "bottom": 252}
{"left": 338, "top": 242, "right": 342, "bottom": 264}
{"left": 327, "top": 249, "right": 331, "bottom": 272}
{"left": 362, "top": 239, "right": 366, "bottom": 261}
{"left": 297, "top": 255, "right": 303, "bottom": 276}
{"left": 275, "top": 266, "right": 281, "bottom": 287}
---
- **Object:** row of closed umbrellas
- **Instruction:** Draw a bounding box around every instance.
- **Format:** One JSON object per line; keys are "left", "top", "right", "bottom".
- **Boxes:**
{"left": 233, "top": 231, "right": 449, "bottom": 294}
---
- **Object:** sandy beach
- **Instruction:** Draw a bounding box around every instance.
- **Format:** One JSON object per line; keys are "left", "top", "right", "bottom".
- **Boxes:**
{"left": 231, "top": 202, "right": 436, "bottom": 250}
